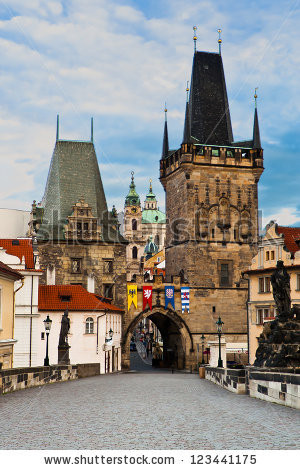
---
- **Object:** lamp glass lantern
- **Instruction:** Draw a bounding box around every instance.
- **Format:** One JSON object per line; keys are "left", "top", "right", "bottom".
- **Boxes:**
{"left": 43, "top": 315, "right": 52, "bottom": 332}
{"left": 109, "top": 328, "right": 113, "bottom": 338}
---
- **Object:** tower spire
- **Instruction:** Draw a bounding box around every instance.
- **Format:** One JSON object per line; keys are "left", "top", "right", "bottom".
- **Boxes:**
{"left": 56, "top": 114, "right": 59, "bottom": 141}
{"left": 253, "top": 88, "right": 261, "bottom": 149}
{"left": 193, "top": 26, "right": 197, "bottom": 53}
{"left": 162, "top": 104, "right": 169, "bottom": 159}
{"left": 218, "top": 29, "right": 222, "bottom": 55}
{"left": 91, "top": 117, "right": 94, "bottom": 142}
{"left": 182, "top": 82, "right": 192, "bottom": 144}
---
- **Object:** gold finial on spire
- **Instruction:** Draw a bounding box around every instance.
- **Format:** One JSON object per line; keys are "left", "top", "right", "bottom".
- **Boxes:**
{"left": 186, "top": 80, "right": 189, "bottom": 102}
{"left": 164, "top": 102, "right": 167, "bottom": 121}
{"left": 131, "top": 170, "right": 134, "bottom": 182}
{"left": 150, "top": 178, "right": 152, "bottom": 192}
{"left": 193, "top": 26, "right": 197, "bottom": 53}
{"left": 218, "top": 29, "right": 222, "bottom": 55}
{"left": 254, "top": 87, "right": 258, "bottom": 108}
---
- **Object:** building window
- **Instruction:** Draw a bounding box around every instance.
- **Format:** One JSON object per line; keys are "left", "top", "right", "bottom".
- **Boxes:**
{"left": 85, "top": 317, "right": 94, "bottom": 334}
{"left": 71, "top": 258, "right": 82, "bottom": 273}
{"left": 256, "top": 307, "right": 272, "bottom": 325}
{"left": 258, "top": 277, "right": 271, "bottom": 293}
{"left": 132, "top": 219, "right": 137, "bottom": 231}
{"left": 132, "top": 246, "right": 138, "bottom": 259}
{"left": 266, "top": 251, "right": 269, "bottom": 261}
{"left": 271, "top": 251, "right": 275, "bottom": 260}
{"left": 297, "top": 273, "right": 300, "bottom": 291}
{"left": 104, "top": 260, "right": 113, "bottom": 274}
{"left": 211, "top": 228, "right": 215, "bottom": 239}
{"left": 104, "top": 284, "right": 114, "bottom": 299}
{"left": 155, "top": 234, "right": 159, "bottom": 246}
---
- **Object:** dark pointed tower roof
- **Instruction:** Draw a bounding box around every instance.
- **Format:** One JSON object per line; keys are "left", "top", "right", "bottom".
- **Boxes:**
{"left": 162, "top": 106, "right": 169, "bottom": 159}
{"left": 37, "top": 133, "right": 116, "bottom": 240}
{"left": 252, "top": 91, "right": 261, "bottom": 149}
{"left": 188, "top": 51, "right": 233, "bottom": 145}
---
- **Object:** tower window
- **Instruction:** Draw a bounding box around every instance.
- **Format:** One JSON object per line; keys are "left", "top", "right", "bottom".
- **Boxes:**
{"left": 103, "top": 284, "right": 114, "bottom": 299}
{"left": 132, "top": 246, "right": 138, "bottom": 259}
{"left": 71, "top": 258, "right": 82, "bottom": 273}
{"left": 104, "top": 260, "right": 113, "bottom": 274}
{"left": 218, "top": 260, "right": 233, "bottom": 287}
{"left": 132, "top": 219, "right": 137, "bottom": 231}
{"left": 155, "top": 235, "right": 159, "bottom": 246}
{"left": 211, "top": 228, "right": 215, "bottom": 239}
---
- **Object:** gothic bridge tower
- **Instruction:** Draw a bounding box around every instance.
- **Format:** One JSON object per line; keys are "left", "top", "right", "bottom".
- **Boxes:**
{"left": 159, "top": 38, "right": 264, "bottom": 346}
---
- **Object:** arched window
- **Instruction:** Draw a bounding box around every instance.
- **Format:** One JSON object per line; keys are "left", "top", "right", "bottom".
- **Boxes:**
{"left": 154, "top": 234, "right": 159, "bottom": 246}
{"left": 132, "top": 246, "right": 138, "bottom": 259}
{"left": 85, "top": 317, "right": 94, "bottom": 334}
{"left": 132, "top": 219, "right": 137, "bottom": 230}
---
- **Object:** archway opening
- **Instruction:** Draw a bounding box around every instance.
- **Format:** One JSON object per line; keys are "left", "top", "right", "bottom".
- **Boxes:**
{"left": 128, "top": 311, "right": 186, "bottom": 370}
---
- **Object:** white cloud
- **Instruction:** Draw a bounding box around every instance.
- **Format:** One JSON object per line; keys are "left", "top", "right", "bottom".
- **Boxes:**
{"left": 262, "top": 207, "right": 300, "bottom": 228}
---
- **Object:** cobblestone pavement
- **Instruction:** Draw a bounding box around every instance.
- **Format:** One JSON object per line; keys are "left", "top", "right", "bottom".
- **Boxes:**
{"left": 0, "top": 371, "right": 299, "bottom": 450}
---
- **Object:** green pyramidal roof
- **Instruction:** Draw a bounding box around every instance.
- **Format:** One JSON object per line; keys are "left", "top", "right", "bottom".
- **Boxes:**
{"left": 38, "top": 140, "right": 117, "bottom": 241}
{"left": 125, "top": 173, "right": 140, "bottom": 207}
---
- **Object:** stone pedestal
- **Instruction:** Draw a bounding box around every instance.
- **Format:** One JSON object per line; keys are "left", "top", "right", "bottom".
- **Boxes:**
{"left": 208, "top": 339, "right": 227, "bottom": 368}
{"left": 58, "top": 345, "right": 70, "bottom": 365}
{"left": 254, "top": 310, "right": 300, "bottom": 368}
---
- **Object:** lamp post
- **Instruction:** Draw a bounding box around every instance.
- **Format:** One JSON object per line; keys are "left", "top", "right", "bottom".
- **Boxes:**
{"left": 201, "top": 333, "right": 206, "bottom": 364}
{"left": 43, "top": 315, "right": 52, "bottom": 366}
{"left": 216, "top": 316, "right": 224, "bottom": 368}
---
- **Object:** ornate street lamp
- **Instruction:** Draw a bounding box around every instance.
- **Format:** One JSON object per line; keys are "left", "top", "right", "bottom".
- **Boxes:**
{"left": 216, "top": 316, "right": 224, "bottom": 368}
{"left": 109, "top": 328, "right": 113, "bottom": 338}
{"left": 201, "top": 333, "right": 206, "bottom": 364}
{"left": 43, "top": 315, "right": 52, "bottom": 366}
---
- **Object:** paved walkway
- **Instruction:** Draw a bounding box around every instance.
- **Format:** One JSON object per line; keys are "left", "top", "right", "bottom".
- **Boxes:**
{"left": 0, "top": 372, "right": 299, "bottom": 450}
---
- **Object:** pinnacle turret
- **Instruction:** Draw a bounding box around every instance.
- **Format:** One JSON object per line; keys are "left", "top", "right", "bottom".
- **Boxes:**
{"left": 162, "top": 106, "right": 169, "bottom": 159}
{"left": 252, "top": 90, "right": 261, "bottom": 149}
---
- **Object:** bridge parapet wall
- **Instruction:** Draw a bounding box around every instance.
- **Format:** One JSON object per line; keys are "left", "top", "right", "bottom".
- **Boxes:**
{"left": 0, "top": 363, "right": 101, "bottom": 394}
{"left": 205, "top": 366, "right": 300, "bottom": 409}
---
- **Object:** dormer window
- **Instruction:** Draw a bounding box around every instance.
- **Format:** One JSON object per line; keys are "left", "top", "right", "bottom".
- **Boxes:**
{"left": 60, "top": 295, "right": 71, "bottom": 302}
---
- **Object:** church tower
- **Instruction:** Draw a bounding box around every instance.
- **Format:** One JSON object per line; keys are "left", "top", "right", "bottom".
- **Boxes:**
{"left": 160, "top": 39, "right": 264, "bottom": 341}
{"left": 123, "top": 172, "right": 144, "bottom": 280}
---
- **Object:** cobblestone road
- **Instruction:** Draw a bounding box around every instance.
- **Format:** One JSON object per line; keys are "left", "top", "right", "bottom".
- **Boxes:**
{"left": 0, "top": 371, "right": 299, "bottom": 450}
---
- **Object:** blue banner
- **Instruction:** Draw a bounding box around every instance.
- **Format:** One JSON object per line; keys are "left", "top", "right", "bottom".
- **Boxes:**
{"left": 165, "top": 286, "right": 175, "bottom": 309}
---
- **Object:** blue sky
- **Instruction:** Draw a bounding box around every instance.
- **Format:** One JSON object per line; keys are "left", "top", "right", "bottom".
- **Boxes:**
{"left": 0, "top": 0, "right": 299, "bottom": 227}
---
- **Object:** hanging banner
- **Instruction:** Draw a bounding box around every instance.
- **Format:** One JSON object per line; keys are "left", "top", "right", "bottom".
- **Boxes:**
{"left": 165, "top": 286, "right": 175, "bottom": 309}
{"left": 127, "top": 284, "right": 137, "bottom": 311}
{"left": 143, "top": 286, "right": 153, "bottom": 310}
{"left": 181, "top": 287, "right": 190, "bottom": 313}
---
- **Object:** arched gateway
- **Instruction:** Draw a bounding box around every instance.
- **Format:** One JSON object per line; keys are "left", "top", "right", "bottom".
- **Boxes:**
{"left": 122, "top": 275, "right": 195, "bottom": 370}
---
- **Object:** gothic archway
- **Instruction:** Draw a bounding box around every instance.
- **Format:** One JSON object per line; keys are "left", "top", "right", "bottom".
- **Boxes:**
{"left": 122, "top": 307, "right": 194, "bottom": 370}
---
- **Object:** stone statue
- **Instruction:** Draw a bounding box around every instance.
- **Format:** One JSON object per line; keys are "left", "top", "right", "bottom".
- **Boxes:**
{"left": 270, "top": 260, "right": 291, "bottom": 317}
{"left": 59, "top": 310, "right": 70, "bottom": 346}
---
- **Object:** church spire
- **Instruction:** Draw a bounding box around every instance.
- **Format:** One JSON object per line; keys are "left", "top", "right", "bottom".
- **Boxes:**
{"left": 182, "top": 82, "right": 192, "bottom": 144}
{"left": 162, "top": 105, "right": 169, "bottom": 159}
{"left": 252, "top": 88, "right": 261, "bottom": 149}
{"left": 125, "top": 171, "right": 140, "bottom": 207}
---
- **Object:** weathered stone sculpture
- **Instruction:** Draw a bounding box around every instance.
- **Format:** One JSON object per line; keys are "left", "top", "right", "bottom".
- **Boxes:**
{"left": 254, "top": 262, "right": 300, "bottom": 368}
{"left": 58, "top": 310, "right": 70, "bottom": 364}
{"left": 270, "top": 261, "right": 291, "bottom": 319}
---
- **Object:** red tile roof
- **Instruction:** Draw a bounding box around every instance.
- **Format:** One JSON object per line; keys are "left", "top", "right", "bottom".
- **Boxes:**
{"left": 276, "top": 225, "right": 300, "bottom": 254}
{"left": 38, "top": 285, "right": 123, "bottom": 312}
{"left": 0, "top": 239, "right": 34, "bottom": 269}
{"left": 0, "top": 261, "right": 23, "bottom": 280}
